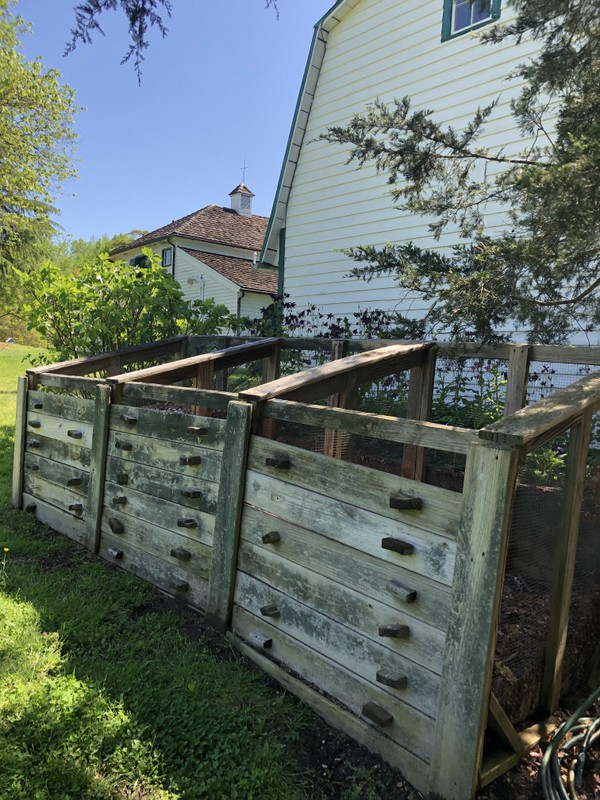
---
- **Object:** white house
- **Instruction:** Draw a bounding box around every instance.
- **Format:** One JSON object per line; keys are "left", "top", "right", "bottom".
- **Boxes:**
{"left": 111, "top": 184, "right": 277, "bottom": 321}
{"left": 261, "top": 0, "right": 540, "bottom": 328}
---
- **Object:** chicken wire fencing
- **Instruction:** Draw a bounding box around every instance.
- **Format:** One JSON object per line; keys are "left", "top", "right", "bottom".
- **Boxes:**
{"left": 492, "top": 415, "right": 600, "bottom": 728}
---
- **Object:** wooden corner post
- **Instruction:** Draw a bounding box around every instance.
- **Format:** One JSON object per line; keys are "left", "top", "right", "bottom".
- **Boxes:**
{"left": 85, "top": 384, "right": 111, "bottom": 553}
{"left": 205, "top": 400, "right": 252, "bottom": 630}
{"left": 401, "top": 345, "right": 437, "bottom": 481}
{"left": 12, "top": 375, "right": 29, "bottom": 510}
{"left": 429, "top": 441, "right": 520, "bottom": 800}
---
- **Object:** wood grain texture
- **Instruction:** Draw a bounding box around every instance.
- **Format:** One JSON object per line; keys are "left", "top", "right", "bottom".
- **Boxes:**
{"left": 402, "top": 347, "right": 437, "bottom": 481}
{"left": 23, "top": 473, "right": 87, "bottom": 520}
{"left": 228, "top": 629, "right": 431, "bottom": 794}
{"left": 243, "top": 470, "right": 457, "bottom": 586}
{"left": 110, "top": 405, "right": 225, "bottom": 450}
{"left": 23, "top": 413, "right": 94, "bottom": 449}
{"left": 504, "top": 345, "right": 530, "bottom": 418}
{"left": 231, "top": 604, "right": 435, "bottom": 761}
{"left": 240, "top": 505, "right": 452, "bottom": 631}
{"left": 237, "top": 541, "right": 447, "bottom": 678}
{"left": 248, "top": 437, "right": 462, "bottom": 535}
{"left": 22, "top": 491, "right": 86, "bottom": 544}
{"left": 23, "top": 453, "right": 89, "bottom": 496}
{"left": 27, "top": 390, "right": 95, "bottom": 423}
{"left": 86, "top": 385, "right": 111, "bottom": 553}
{"left": 24, "top": 434, "right": 92, "bottom": 471}
{"left": 429, "top": 443, "right": 519, "bottom": 800}
{"left": 205, "top": 401, "right": 252, "bottom": 629}
{"left": 120, "top": 382, "right": 235, "bottom": 410}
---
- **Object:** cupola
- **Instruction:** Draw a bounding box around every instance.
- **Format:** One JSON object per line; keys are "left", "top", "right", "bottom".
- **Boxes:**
{"left": 229, "top": 183, "right": 254, "bottom": 216}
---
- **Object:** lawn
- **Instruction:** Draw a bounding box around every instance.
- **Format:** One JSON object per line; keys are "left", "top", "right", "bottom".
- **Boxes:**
{"left": 0, "top": 344, "right": 405, "bottom": 800}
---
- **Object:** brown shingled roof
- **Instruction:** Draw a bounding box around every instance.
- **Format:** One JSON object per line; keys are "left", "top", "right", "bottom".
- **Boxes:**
{"left": 110, "top": 205, "right": 268, "bottom": 256}
{"left": 182, "top": 249, "right": 278, "bottom": 294}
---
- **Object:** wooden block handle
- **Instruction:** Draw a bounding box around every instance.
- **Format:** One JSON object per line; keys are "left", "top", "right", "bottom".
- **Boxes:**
{"left": 388, "top": 580, "right": 417, "bottom": 604}
{"left": 170, "top": 579, "right": 189, "bottom": 592}
{"left": 378, "top": 624, "right": 409, "bottom": 639}
{"left": 117, "top": 473, "right": 129, "bottom": 485}
{"left": 28, "top": 420, "right": 41, "bottom": 428}
{"left": 108, "top": 518, "right": 124, "bottom": 534}
{"left": 362, "top": 701, "right": 393, "bottom": 727}
{"left": 121, "top": 414, "right": 138, "bottom": 424}
{"left": 249, "top": 631, "right": 272, "bottom": 649}
{"left": 67, "top": 429, "right": 83, "bottom": 439}
{"left": 170, "top": 547, "right": 192, "bottom": 562}
{"left": 115, "top": 440, "right": 133, "bottom": 451}
{"left": 266, "top": 457, "right": 291, "bottom": 470}
{"left": 68, "top": 503, "right": 83, "bottom": 514}
{"left": 381, "top": 537, "right": 414, "bottom": 555}
{"left": 261, "top": 531, "right": 281, "bottom": 544}
{"left": 25, "top": 502, "right": 36, "bottom": 513}
{"left": 177, "top": 518, "right": 198, "bottom": 529}
{"left": 180, "top": 455, "right": 202, "bottom": 466}
{"left": 27, "top": 463, "right": 40, "bottom": 472}
{"left": 67, "top": 477, "right": 82, "bottom": 487}
{"left": 33, "top": 401, "right": 43, "bottom": 409}
{"left": 260, "top": 604, "right": 280, "bottom": 618}
{"left": 29, "top": 439, "right": 41, "bottom": 449}
{"left": 376, "top": 669, "right": 408, "bottom": 690}
{"left": 181, "top": 489, "right": 203, "bottom": 499}
{"left": 187, "top": 426, "right": 208, "bottom": 436}
{"left": 112, "top": 496, "right": 127, "bottom": 506}
{"left": 389, "top": 494, "right": 422, "bottom": 511}
{"left": 107, "top": 547, "right": 123, "bottom": 559}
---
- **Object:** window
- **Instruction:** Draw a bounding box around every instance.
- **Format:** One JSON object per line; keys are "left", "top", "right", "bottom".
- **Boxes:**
{"left": 129, "top": 255, "right": 150, "bottom": 268}
{"left": 161, "top": 247, "right": 172, "bottom": 268}
{"left": 441, "top": 0, "right": 501, "bottom": 41}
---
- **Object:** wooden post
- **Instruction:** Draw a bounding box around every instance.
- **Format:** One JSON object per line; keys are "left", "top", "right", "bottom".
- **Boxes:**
{"left": 194, "top": 361, "right": 215, "bottom": 417}
{"left": 324, "top": 340, "right": 350, "bottom": 458}
{"left": 260, "top": 340, "right": 282, "bottom": 439}
{"left": 504, "top": 344, "right": 530, "bottom": 417}
{"left": 205, "top": 401, "right": 252, "bottom": 630}
{"left": 85, "top": 384, "right": 112, "bottom": 553}
{"left": 401, "top": 346, "right": 437, "bottom": 481}
{"left": 429, "top": 441, "right": 519, "bottom": 800}
{"left": 542, "top": 408, "right": 594, "bottom": 712}
{"left": 12, "top": 376, "right": 29, "bottom": 510}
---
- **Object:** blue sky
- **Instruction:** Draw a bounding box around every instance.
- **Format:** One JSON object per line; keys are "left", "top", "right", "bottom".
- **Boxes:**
{"left": 17, "top": 0, "right": 330, "bottom": 241}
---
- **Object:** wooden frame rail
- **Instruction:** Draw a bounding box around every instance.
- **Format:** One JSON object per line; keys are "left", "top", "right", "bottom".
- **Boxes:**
{"left": 240, "top": 343, "right": 433, "bottom": 406}
{"left": 118, "top": 382, "right": 237, "bottom": 412}
{"left": 262, "top": 399, "right": 478, "bottom": 455}
{"left": 26, "top": 336, "right": 188, "bottom": 383}
{"left": 106, "top": 338, "right": 283, "bottom": 389}
{"left": 479, "top": 370, "right": 600, "bottom": 452}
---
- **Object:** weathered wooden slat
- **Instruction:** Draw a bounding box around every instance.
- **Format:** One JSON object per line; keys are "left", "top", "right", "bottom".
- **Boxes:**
{"left": 101, "top": 531, "right": 209, "bottom": 609}
{"left": 402, "top": 346, "right": 437, "bottom": 481}
{"left": 487, "top": 693, "right": 522, "bottom": 753}
{"left": 480, "top": 370, "right": 600, "bottom": 450}
{"left": 102, "top": 482, "right": 215, "bottom": 545}
{"left": 23, "top": 473, "right": 87, "bottom": 519}
{"left": 206, "top": 401, "right": 252, "bottom": 630}
{"left": 27, "top": 336, "right": 187, "bottom": 378}
{"left": 542, "top": 409, "right": 594, "bottom": 711}
{"left": 429, "top": 443, "right": 520, "bottom": 800}
{"left": 86, "top": 385, "right": 111, "bottom": 553}
{"left": 262, "top": 399, "right": 477, "bottom": 455}
{"left": 30, "top": 373, "right": 102, "bottom": 390}
{"left": 105, "top": 457, "right": 218, "bottom": 514}
{"left": 23, "top": 453, "right": 89, "bottom": 496}
{"left": 120, "top": 382, "right": 235, "bottom": 411}
{"left": 22, "top": 491, "right": 86, "bottom": 545}
{"left": 99, "top": 512, "right": 212, "bottom": 580}
{"left": 22, "top": 413, "right": 94, "bottom": 449}
{"left": 243, "top": 471, "right": 457, "bottom": 586}
{"left": 107, "top": 338, "right": 282, "bottom": 386}
{"left": 106, "top": 431, "right": 222, "bottom": 481}
{"left": 24, "top": 433, "right": 92, "bottom": 471}
{"left": 504, "top": 345, "right": 530, "bottom": 417}
{"left": 231, "top": 605, "right": 435, "bottom": 762}
{"left": 240, "top": 343, "right": 431, "bottom": 405}
{"left": 27, "top": 390, "right": 95, "bottom": 423}
{"left": 529, "top": 344, "right": 600, "bottom": 365}
{"left": 248, "top": 437, "right": 462, "bottom": 536}
{"left": 238, "top": 541, "right": 447, "bottom": 679}
{"left": 228, "top": 628, "right": 431, "bottom": 794}
{"left": 240, "top": 505, "right": 452, "bottom": 630}
{"left": 110, "top": 405, "right": 225, "bottom": 450}
{"left": 12, "top": 376, "right": 28, "bottom": 509}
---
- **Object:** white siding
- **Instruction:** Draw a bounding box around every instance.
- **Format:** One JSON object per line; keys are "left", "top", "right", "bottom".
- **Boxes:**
{"left": 283, "top": 0, "right": 542, "bottom": 322}
{"left": 175, "top": 249, "right": 239, "bottom": 315}
{"left": 240, "top": 292, "right": 273, "bottom": 321}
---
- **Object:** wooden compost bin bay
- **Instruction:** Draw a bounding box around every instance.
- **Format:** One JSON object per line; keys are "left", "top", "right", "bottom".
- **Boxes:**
{"left": 12, "top": 336, "right": 600, "bottom": 800}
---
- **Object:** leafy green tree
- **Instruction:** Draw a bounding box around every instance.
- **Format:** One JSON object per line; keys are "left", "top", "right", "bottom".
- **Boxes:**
{"left": 18, "top": 250, "right": 237, "bottom": 360}
{"left": 46, "top": 231, "right": 147, "bottom": 275}
{"left": 68, "top": 0, "right": 279, "bottom": 80}
{"left": 322, "top": 0, "right": 600, "bottom": 343}
{"left": 0, "top": 0, "right": 78, "bottom": 279}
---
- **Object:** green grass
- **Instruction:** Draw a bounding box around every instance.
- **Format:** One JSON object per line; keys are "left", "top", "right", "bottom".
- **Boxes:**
{"left": 0, "top": 345, "right": 395, "bottom": 800}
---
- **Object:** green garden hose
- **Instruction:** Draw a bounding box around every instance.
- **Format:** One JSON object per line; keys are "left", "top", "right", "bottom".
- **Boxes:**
{"left": 540, "top": 684, "right": 600, "bottom": 799}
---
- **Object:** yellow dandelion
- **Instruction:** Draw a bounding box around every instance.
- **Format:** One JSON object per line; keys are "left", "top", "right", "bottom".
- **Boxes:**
{"left": 3, "top": 547, "right": 8, "bottom": 552}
